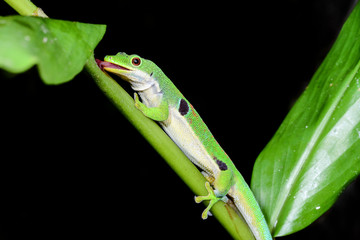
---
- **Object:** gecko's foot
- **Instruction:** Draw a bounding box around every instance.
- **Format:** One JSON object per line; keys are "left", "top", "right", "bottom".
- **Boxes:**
{"left": 195, "top": 182, "right": 222, "bottom": 220}
{"left": 134, "top": 92, "right": 142, "bottom": 109}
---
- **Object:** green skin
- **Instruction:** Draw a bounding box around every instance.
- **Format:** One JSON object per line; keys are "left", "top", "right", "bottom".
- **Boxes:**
{"left": 98, "top": 53, "right": 272, "bottom": 240}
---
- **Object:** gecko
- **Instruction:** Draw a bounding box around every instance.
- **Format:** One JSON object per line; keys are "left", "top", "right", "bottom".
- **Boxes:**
{"left": 96, "top": 53, "right": 272, "bottom": 240}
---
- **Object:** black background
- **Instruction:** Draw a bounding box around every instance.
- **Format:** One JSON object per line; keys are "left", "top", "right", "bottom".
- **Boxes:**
{"left": 1, "top": 0, "right": 359, "bottom": 239}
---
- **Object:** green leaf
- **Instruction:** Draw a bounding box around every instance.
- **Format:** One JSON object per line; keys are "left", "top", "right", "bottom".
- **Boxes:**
{"left": 251, "top": 3, "right": 360, "bottom": 237}
{"left": 0, "top": 16, "right": 106, "bottom": 84}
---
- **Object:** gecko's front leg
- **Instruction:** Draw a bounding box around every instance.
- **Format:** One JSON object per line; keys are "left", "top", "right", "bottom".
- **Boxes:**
{"left": 134, "top": 93, "right": 169, "bottom": 121}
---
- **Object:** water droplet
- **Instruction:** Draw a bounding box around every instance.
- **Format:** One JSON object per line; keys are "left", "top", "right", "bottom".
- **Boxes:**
{"left": 41, "top": 24, "right": 49, "bottom": 34}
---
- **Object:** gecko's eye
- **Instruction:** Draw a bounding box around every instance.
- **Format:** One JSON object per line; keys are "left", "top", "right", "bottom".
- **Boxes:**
{"left": 131, "top": 57, "right": 141, "bottom": 66}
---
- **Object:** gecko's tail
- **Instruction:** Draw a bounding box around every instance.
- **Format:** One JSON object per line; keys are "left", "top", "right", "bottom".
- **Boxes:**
{"left": 230, "top": 181, "right": 273, "bottom": 240}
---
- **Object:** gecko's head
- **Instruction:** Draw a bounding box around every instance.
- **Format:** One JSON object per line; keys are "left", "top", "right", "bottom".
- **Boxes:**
{"left": 97, "top": 52, "right": 159, "bottom": 91}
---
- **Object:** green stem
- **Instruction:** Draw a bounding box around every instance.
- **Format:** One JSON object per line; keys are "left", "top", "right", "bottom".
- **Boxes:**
{"left": 4, "top": 0, "right": 47, "bottom": 17}
{"left": 5, "top": 0, "right": 255, "bottom": 239}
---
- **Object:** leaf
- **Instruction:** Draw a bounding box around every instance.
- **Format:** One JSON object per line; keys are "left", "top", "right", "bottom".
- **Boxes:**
{"left": 0, "top": 16, "right": 106, "bottom": 84}
{"left": 251, "top": 3, "right": 360, "bottom": 237}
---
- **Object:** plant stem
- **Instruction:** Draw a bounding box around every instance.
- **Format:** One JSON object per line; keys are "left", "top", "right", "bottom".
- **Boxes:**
{"left": 5, "top": 0, "right": 255, "bottom": 239}
{"left": 4, "top": 0, "right": 47, "bottom": 17}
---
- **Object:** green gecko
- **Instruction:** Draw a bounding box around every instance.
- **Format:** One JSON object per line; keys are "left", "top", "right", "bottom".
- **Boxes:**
{"left": 97, "top": 53, "right": 272, "bottom": 240}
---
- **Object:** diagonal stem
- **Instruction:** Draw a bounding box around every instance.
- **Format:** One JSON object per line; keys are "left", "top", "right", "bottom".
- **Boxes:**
{"left": 5, "top": 1, "right": 257, "bottom": 239}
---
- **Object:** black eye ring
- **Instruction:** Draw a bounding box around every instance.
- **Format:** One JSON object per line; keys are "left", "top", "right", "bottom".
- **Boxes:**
{"left": 132, "top": 57, "right": 141, "bottom": 66}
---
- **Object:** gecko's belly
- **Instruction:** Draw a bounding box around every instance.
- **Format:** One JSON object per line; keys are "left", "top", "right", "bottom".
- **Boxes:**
{"left": 160, "top": 107, "right": 218, "bottom": 175}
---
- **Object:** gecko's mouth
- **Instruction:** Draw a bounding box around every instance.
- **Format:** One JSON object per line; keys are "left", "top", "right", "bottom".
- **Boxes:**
{"left": 96, "top": 59, "right": 131, "bottom": 71}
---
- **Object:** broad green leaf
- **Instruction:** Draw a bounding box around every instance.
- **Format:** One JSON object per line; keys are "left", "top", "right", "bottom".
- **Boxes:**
{"left": 251, "top": 3, "right": 360, "bottom": 237}
{"left": 0, "top": 16, "right": 106, "bottom": 84}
